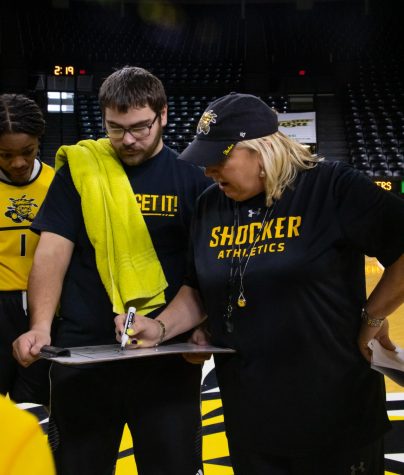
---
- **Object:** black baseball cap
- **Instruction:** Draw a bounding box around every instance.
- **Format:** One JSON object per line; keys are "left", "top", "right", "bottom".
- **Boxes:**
{"left": 179, "top": 92, "right": 278, "bottom": 167}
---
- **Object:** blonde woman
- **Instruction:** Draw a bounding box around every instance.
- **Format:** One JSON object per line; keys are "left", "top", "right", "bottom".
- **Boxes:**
{"left": 116, "top": 93, "right": 404, "bottom": 475}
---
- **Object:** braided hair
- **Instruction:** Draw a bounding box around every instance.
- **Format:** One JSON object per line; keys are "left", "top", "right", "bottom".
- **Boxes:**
{"left": 0, "top": 94, "right": 45, "bottom": 137}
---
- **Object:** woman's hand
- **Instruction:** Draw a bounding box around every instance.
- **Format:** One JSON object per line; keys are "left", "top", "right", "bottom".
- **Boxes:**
{"left": 358, "top": 253, "right": 404, "bottom": 361}
{"left": 357, "top": 318, "right": 396, "bottom": 362}
{"left": 182, "top": 325, "right": 212, "bottom": 364}
{"left": 114, "top": 286, "right": 207, "bottom": 349}
{"left": 114, "top": 313, "right": 162, "bottom": 348}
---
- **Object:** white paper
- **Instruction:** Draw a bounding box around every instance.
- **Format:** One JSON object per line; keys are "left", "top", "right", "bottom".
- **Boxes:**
{"left": 369, "top": 339, "right": 404, "bottom": 386}
{"left": 40, "top": 342, "right": 236, "bottom": 366}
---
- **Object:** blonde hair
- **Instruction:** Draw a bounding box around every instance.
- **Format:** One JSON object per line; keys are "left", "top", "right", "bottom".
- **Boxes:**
{"left": 238, "top": 131, "right": 322, "bottom": 206}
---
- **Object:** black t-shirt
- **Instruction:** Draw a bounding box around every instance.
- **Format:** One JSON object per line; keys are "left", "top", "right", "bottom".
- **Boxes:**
{"left": 185, "top": 160, "right": 404, "bottom": 455}
{"left": 33, "top": 145, "right": 211, "bottom": 346}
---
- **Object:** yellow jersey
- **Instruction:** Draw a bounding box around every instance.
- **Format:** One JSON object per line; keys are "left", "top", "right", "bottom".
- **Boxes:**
{"left": 0, "top": 163, "right": 54, "bottom": 290}
{"left": 0, "top": 395, "right": 55, "bottom": 475}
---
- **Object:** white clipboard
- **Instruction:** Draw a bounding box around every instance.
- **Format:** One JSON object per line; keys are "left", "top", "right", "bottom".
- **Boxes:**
{"left": 39, "top": 342, "right": 236, "bottom": 366}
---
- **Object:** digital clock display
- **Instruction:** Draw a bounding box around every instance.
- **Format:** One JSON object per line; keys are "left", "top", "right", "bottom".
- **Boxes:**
{"left": 53, "top": 65, "right": 75, "bottom": 76}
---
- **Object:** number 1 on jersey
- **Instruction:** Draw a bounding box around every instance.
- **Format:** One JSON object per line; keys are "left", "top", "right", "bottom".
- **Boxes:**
{"left": 20, "top": 233, "right": 26, "bottom": 257}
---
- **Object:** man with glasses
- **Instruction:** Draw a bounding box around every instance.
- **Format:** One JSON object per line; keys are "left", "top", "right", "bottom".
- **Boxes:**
{"left": 13, "top": 66, "right": 211, "bottom": 475}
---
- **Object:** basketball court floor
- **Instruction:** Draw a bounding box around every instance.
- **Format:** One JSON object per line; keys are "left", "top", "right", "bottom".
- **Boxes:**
{"left": 21, "top": 256, "right": 404, "bottom": 474}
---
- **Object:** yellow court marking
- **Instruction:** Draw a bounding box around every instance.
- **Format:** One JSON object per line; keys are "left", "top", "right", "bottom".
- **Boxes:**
{"left": 117, "top": 425, "right": 138, "bottom": 474}
{"left": 202, "top": 398, "right": 224, "bottom": 415}
{"left": 203, "top": 414, "right": 225, "bottom": 426}
{"left": 116, "top": 420, "right": 232, "bottom": 475}
{"left": 202, "top": 431, "right": 230, "bottom": 462}
{"left": 202, "top": 398, "right": 225, "bottom": 427}
{"left": 118, "top": 424, "right": 134, "bottom": 452}
{"left": 204, "top": 464, "right": 234, "bottom": 475}
{"left": 203, "top": 431, "right": 233, "bottom": 475}
{"left": 116, "top": 455, "right": 137, "bottom": 475}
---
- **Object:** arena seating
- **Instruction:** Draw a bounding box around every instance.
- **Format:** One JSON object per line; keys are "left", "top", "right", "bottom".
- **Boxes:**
{"left": 344, "top": 62, "right": 404, "bottom": 178}
{"left": 2, "top": 1, "right": 403, "bottom": 178}
{"left": 17, "top": 3, "right": 244, "bottom": 76}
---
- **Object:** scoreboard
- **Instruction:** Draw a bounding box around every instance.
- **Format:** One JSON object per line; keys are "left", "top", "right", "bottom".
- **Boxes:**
{"left": 53, "top": 65, "right": 75, "bottom": 76}
{"left": 373, "top": 179, "right": 404, "bottom": 198}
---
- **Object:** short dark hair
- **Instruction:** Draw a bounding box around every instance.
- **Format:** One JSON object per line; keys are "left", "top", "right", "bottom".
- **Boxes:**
{"left": 98, "top": 66, "right": 167, "bottom": 115}
{"left": 0, "top": 94, "right": 45, "bottom": 137}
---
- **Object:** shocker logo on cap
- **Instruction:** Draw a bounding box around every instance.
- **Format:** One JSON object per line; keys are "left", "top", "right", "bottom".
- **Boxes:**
{"left": 197, "top": 110, "right": 217, "bottom": 135}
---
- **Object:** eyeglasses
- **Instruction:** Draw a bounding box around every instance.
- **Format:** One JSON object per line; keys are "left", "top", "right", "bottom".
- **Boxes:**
{"left": 105, "top": 113, "right": 159, "bottom": 140}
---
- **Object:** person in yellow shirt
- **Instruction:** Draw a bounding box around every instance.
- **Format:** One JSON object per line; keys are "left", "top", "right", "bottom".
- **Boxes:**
{"left": 0, "top": 94, "right": 54, "bottom": 405}
{"left": 0, "top": 394, "right": 55, "bottom": 475}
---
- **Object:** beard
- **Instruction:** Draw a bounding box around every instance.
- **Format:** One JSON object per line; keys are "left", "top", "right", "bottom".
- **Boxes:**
{"left": 115, "top": 123, "right": 164, "bottom": 167}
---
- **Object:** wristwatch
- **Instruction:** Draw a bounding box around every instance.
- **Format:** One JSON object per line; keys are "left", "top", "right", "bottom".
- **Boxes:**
{"left": 361, "top": 308, "right": 385, "bottom": 327}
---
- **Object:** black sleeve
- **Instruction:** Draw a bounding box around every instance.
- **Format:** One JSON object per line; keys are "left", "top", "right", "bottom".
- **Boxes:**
{"left": 183, "top": 201, "right": 201, "bottom": 290}
{"left": 176, "top": 162, "right": 213, "bottom": 231}
{"left": 32, "top": 164, "right": 82, "bottom": 243}
{"left": 334, "top": 162, "right": 404, "bottom": 267}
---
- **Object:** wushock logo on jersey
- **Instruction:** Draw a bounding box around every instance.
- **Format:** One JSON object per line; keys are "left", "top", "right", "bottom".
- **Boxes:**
{"left": 4, "top": 194, "right": 38, "bottom": 224}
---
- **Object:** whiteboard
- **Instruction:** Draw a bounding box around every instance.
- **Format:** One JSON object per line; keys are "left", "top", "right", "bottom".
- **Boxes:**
{"left": 40, "top": 342, "right": 236, "bottom": 366}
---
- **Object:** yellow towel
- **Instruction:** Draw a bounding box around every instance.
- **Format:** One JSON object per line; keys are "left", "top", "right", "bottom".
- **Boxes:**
{"left": 55, "top": 138, "right": 167, "bottom": 315}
